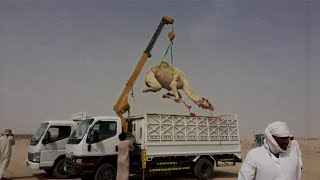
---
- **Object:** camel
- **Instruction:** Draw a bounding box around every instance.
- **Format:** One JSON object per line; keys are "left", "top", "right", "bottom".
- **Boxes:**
{"left": 142, "top": 61, "right": 214, "bottom": 111}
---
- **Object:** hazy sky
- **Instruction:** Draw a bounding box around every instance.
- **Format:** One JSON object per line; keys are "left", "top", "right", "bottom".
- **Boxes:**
{"left": 0, "top": 0, "right": 319, "bottom": 138}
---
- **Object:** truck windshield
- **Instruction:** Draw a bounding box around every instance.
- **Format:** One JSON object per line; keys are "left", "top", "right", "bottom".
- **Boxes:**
{"left": 68, "top": 118, "right": 94, "bottom": 144}
{"left": 30, "top": 122, "right": 48, "bottom": 146}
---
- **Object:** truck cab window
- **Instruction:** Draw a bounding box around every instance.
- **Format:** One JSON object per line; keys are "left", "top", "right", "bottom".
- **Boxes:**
{"left": 30, "top": 122, "right": 48, "bottom": 145}
{"left": 87, "top": 121, "right": 117, "bottom": 143}
{"left": 47, "top": 126, "right": 71, "bottom": 143}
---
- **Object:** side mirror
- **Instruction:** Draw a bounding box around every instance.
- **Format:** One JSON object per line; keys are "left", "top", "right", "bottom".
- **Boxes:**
{"left": 87, "top": 144, "right": 92, "bottom": 152}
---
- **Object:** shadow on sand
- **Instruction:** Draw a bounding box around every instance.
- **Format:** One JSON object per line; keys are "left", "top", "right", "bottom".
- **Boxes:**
{"left": 8, "top": 170, "right": 238, "bottom": 180}
{"left": 213, "top": 170, "right": 238, "bottom": 178}
{"left": 8, "top": 173, "right": 78, "bottom": 180}
{"left": 130, "top": 170, "right": 238, "bottom": 179}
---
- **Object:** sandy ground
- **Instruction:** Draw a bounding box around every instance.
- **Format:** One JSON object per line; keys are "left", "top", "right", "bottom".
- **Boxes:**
{"left": 3, "top": 138, "right": 320, "bottom": 180}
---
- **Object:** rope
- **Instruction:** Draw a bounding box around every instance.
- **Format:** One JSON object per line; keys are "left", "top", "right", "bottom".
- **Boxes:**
{"left": 131, "top": 88, "right": 137, "bottom": 106}
{"left": 170, "top": 42, "right": 174, "bottom": 79}
{"left": 155, "top": 26, "right": 175, "bottom": 79}
{"left": 155, "top": 43, "right": 174, "bottom": 79}
{"left": 205, "top": 109, "right": 222, "bottom": 120}
{"left": 181, "top": 99, "right": 195, "bottom": 116}
{"left": 169, "top": 24, "right": 174, "bottom": 79}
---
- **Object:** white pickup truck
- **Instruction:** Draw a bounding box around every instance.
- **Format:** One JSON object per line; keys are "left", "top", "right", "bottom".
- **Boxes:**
{"left": 27, "top": 120, "right": 79, "bottom": 178}
{"left": 64, "top": 113, "right": 241, "bottom": 180}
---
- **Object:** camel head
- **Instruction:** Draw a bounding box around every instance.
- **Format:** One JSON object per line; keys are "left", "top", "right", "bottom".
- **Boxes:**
{"left": 198, "top": 97, "right": 214, "bottom": 111}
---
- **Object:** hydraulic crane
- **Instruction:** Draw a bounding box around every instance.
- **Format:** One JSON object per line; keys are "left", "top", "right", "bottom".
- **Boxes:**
{"left": 113, "top": 16, "right": 175, "bottom": 132}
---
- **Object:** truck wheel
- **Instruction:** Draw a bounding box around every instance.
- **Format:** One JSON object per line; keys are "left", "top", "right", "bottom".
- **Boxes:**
{"left": 193, "top": 158, "right": 214, "bottom": 180}
{"left": 52, "top": 158, "right": 72, "bottom": 179}
{"left": 94, "top": 163, "right": 116, "bottom": 180}
{"left": 44, "top": 169, "right": 52, "bottom": 176}
{"left": 81, "top": 175, "right": 94, "bottom": 180}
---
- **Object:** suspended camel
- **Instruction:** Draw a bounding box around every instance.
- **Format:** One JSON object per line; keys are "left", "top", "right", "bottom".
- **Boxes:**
{"left": 142, "top": 61, "right": 214, "bottom": 111}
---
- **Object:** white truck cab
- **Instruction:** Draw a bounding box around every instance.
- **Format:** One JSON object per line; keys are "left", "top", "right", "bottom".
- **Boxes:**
{"left": 27, "top": 120, "right": 79, "bottom": 178}
{"left": 65, "top": 116, "right": 121, "bottom": 159}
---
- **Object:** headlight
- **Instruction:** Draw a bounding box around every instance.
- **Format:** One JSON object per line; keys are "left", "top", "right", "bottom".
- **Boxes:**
{"left": 71, "top": 157, "right": 82, "bottom": 163}
{"left": 75, "top": 158, "right": 82, "bottom": 163}
{"left": 32, "top": 152, "right": 40, "bottom": 163}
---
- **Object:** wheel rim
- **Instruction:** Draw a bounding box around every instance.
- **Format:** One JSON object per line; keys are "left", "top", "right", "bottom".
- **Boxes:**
{"left": 201, "top": 163, "right": 208, "bottom": 175}
{"left": 58, "top": 163, "right": 69, "bottom": 176}
{"left": 103, "top": 169, "right": 113, "bottom": 180}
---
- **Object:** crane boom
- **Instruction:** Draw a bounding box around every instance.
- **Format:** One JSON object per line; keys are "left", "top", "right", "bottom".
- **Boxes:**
{"left": 113, "top": 16, "right": 174, "bottom": 132}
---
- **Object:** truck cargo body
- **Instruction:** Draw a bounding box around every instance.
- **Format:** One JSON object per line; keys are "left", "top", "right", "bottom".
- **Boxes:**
{"left": 131, "top": 114, "right": 241, "bottom": 157}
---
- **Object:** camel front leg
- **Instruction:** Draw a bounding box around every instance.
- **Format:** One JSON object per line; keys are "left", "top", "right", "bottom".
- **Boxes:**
{"left": 169, "top": 81, "right": 181, "bottom": 102}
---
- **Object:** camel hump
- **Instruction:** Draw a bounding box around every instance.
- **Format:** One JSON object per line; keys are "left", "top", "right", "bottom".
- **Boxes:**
{"left": 159, "top": 61, "right": 170, "bottom": 67}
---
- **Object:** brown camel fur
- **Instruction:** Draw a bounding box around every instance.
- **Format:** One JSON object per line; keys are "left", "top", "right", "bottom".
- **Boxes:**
{"left": 142, "top": 62, "right": 214, "bottom": 111}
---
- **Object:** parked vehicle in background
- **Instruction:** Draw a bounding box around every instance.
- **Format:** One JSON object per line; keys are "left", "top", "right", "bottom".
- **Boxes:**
{"left": 26, "top": 119, "right": 80, "bottom": 178}
{"left": 252, "top": 133, "right": 265, "bottom": 147}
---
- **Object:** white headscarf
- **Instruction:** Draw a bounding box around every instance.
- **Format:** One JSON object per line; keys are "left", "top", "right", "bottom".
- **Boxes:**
{"left": 4, "top": 129, "right": 12, "bottom": 136}
{"left": 264, "top": 121, "right": 291, "bottom": 154}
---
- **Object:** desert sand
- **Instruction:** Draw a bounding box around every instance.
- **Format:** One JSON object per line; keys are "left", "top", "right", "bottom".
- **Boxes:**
{"left": 3, "top": 138, "right": 320, "bottom": 180}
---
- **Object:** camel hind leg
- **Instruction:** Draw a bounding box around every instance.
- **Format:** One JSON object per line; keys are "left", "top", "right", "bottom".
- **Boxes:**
{"left": 163, "top": 91, "right": 182, "bottom": 102}
{"left": 142, "top": 70, "right": 162, "bottom": 93}
{"left": 162, "top": 78, "right": 182, "bottom": 102}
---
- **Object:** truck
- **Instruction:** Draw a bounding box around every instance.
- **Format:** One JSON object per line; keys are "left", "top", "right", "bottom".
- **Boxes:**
{"left": 27, "top": 120, "right": 79, "bottom": 178}
{"left": 64, "top": 113, "right": 241, "bottom": 180}
{"left": 253, "top": 133, "right": 265, "bottom": 147}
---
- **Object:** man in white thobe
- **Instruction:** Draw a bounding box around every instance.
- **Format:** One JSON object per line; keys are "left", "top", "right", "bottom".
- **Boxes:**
{"left": 238, "top": 121, "right": 301, "bottom": 180}
{"left": 0, "top": 129, "right": 15, "bottom": 180}
{"left": 116, "top": 132, "right": 134, "bottom": 180}
{"left": 289, "top": 135, "right": 303, "bottom": 169}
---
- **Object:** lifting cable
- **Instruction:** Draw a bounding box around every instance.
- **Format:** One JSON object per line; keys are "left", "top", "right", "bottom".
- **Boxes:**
{"left": 155, "top": 24, "right": 175, "bottom": 79}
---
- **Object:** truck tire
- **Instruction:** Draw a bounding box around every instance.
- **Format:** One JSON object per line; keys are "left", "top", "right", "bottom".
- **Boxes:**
{"left": 52, "top": 158, "right": 72, "bottom": 179}
{"left": 193, "top": 158, "right": 214, "bottom": 180}
{"left": 44, "top": 169, "right": 52, "bottom": 176}
{"left": 94, "top": 163, "right": 116, "bottom": 180}
{"left": 81, "top": 175, "right": 94, "bottom": 180}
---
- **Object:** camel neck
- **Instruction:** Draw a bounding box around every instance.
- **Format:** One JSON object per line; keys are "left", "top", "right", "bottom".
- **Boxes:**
{"left": 182, "top": 80, "right": 202, "bottom": 104}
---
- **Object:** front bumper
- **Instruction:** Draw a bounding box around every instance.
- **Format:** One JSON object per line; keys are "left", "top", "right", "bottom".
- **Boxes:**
{"left": 26, "top": 160, "right": 40, "bottom": 170}
{"left": 64, "top": 160, "right": 95, "bottom": 175}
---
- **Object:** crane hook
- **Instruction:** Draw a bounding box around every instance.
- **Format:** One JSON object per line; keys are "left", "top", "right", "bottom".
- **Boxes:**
{"left": 168, "top": 31, "right": 175, "bottom": 42}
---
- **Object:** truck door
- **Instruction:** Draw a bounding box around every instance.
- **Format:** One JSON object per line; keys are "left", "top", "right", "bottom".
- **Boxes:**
{"left": 40, "top": 125, "right": 72, "bottom": 168}
{"left": 85, "top": 120, "right": 118, "bottom": 155}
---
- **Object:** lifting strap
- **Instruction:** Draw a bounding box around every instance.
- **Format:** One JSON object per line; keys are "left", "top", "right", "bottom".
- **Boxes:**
{"left": 154, "top": 42, "right": 174, "bottom": 79}
{"left": 155, "top": 25, "right": 175, "bottom": 79}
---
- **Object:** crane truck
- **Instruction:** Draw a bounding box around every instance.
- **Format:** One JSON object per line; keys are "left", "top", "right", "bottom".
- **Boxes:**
{"left": 64, "top": 16, "right": 242, "bottom": 180}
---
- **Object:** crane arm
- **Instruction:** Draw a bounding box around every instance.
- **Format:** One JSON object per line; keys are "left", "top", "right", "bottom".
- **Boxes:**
{"left": 113, "top": 16, "right": 174, "bottom": 132}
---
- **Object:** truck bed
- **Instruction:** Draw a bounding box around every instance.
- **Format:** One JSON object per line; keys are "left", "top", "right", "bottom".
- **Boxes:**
{"left": 129, "top": 113, "right": 241, "bottom": 158}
